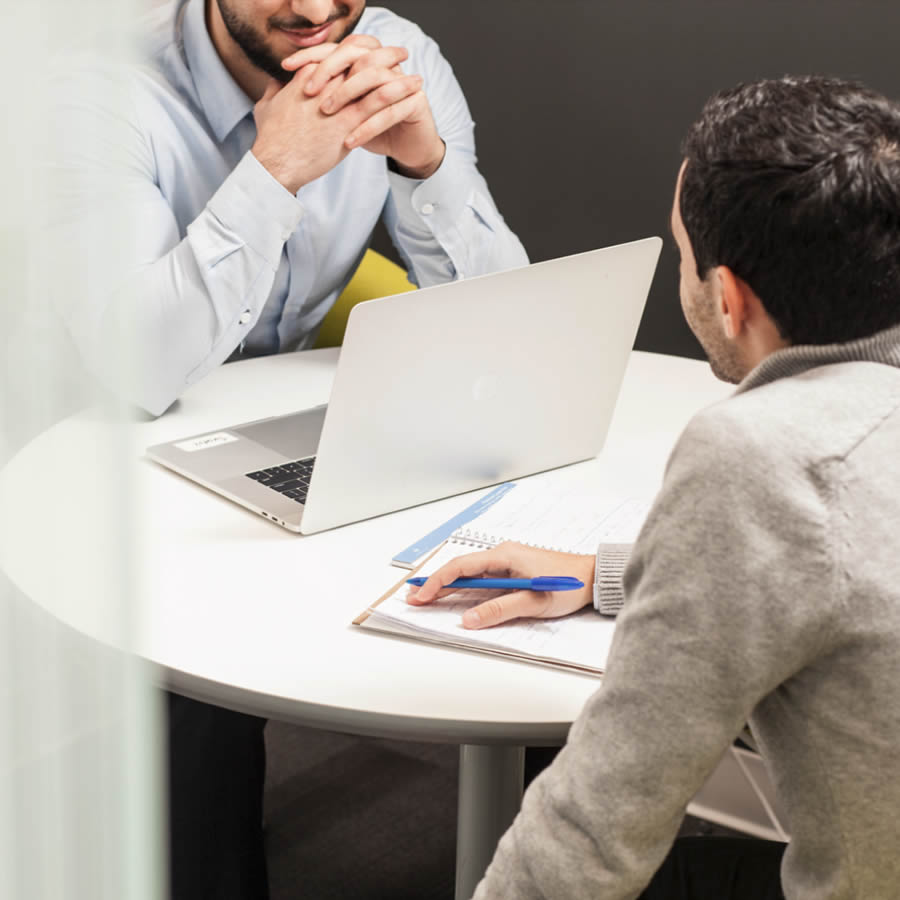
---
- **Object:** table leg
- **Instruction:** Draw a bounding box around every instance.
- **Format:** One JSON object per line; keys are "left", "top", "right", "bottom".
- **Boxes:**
{"left": 455, "top": 744, "right": 524, "bottom": 900}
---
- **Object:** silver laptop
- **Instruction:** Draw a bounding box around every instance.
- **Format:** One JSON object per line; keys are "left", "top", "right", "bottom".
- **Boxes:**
{"left": 146, "top": 237, "right": 661, "bottom": 534}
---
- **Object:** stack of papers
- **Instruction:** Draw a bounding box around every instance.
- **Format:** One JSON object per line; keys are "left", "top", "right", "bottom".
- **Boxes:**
{"left": 355, "top": 485, "right": 652, "bottom": 675}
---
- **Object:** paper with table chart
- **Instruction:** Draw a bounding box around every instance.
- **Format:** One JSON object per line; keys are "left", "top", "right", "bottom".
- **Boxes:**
{"left": 355, "top": 486, "right": 652, "bottom": 675}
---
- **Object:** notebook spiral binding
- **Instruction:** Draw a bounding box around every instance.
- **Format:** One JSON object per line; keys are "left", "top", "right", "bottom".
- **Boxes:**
{"left": 450, "top": 531, "right": 565, "bottom": 553}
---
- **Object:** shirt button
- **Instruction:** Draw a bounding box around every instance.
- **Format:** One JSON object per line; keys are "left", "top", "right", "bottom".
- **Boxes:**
{"left": 421, "top": 202, "right": 435, "bottom": 215}
{"left": 238, "top": 311, "right": 251, "bottom": 325}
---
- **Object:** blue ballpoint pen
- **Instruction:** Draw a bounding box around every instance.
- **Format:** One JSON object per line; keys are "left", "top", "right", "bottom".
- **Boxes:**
{"left": 406, "top": 576, "right": 584, "bottom": 591}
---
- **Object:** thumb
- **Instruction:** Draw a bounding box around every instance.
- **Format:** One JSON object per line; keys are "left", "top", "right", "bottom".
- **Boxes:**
{"left": 258, "top": 78, "right": 283, "bottom": 104}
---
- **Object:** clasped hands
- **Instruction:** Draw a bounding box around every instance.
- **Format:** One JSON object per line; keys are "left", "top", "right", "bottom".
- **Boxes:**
{"left": 406, "top": 542, "right": 597, "bottom": 630}
{"left": 252, "top": 34, "right": 445, "bottom": 194}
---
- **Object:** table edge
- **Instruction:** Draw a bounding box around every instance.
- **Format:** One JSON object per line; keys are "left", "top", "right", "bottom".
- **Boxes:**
{"left": 162, "top": 665, "right": 571, "bottom": 747}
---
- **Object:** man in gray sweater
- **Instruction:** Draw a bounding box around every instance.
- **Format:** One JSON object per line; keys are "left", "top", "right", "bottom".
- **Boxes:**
{"left": 410, "top": 75, "right": 900, "bottom": 898}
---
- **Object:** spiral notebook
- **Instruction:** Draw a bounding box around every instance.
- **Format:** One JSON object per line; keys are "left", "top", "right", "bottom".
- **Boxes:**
{"left": 354, "top": 486, "right": 651, "bottom": 675}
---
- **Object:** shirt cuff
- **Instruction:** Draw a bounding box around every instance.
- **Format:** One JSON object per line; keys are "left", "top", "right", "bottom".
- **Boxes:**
{"left": 593, "top": 544, "right": 633, "bottom": 616}
{"left": 387, "top": 145, "right": 472, "bottom": 233}
{"left": 206, "top": 151, "right": 305, "bottom": 269}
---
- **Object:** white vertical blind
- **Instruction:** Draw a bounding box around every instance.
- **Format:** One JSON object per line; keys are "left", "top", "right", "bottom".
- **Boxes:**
{"left": 1, "top": 3, "right": 162, "bottom": 898}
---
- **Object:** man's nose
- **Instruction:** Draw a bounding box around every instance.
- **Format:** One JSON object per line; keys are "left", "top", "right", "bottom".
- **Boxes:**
{"left": 288, "top": 0, "right": 336, "bottom": 26}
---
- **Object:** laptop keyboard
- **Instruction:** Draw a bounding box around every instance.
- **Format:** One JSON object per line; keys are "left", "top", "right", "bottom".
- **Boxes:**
{"left": 245, "top": 457, "right": 316, "bottom": 504}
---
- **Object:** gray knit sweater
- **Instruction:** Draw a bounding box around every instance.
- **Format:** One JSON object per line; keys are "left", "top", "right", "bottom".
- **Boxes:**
{"left": 473, "top": 324, "right": 900, "bottom": 900}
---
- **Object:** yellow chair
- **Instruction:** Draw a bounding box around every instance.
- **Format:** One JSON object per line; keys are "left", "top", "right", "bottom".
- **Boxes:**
{"left": 313, "top": 249, "right": 416, "bottom": 348}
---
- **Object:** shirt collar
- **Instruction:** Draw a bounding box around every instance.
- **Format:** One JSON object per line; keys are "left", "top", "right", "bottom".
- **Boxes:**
{"left": 181, "top": 0, "right": 254, "bottom": 142}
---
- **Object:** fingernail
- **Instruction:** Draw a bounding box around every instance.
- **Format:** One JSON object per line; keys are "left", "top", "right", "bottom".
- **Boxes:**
{"left": 321, "top": 97, "right": 333, "bottom": 112}
{"left": 345, "top": 135, "right": 357, "bottom": 148}
{"left": 462, "top": 609, "right": 481, "bottom": 628}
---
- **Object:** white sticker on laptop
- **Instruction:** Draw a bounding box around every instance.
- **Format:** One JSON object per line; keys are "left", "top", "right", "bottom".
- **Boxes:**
{"left": 175, "top": 432, "right": 239, "bottom": 452}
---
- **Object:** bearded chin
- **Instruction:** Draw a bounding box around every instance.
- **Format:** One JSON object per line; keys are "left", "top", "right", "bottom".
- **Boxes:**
{"left": 217, "top": 0, "right": 367, "bottom": 83}
{"left": 235, "top": 35, "right": 293, "bottom": 83}
{"left": 216, "top": 0, "right": 294, "bottom": 83}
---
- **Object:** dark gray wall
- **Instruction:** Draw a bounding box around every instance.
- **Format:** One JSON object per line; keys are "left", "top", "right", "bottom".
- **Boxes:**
{"left": 374, "top": 0, "right": 900, "bottom": 359}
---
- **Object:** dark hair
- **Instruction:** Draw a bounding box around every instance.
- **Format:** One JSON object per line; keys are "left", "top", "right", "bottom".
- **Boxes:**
{"left": 680, "top": 76, "right": 900, "bottom": 345}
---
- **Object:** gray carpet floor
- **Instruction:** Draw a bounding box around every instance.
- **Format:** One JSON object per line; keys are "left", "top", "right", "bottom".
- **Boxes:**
{"left": 263, "top": 721, "right": 742, "bottom": 900}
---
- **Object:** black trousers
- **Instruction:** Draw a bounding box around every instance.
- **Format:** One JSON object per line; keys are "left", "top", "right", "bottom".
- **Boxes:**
{"left": 166, "top": 692, "right": 560, "bottom": 899}
{"left": 166, "top": 692, "right": 270, "bottom": 900}
{"left": 639, "top": 836, "right": 786, "bottom": 900}
{"left": 169, "top": 705, "right": 781, "bottom": 900}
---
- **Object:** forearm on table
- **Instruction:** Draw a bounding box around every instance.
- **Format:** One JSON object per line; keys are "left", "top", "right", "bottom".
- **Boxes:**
{"left": 384, "top": 139, "right": 528, "bottom": 286}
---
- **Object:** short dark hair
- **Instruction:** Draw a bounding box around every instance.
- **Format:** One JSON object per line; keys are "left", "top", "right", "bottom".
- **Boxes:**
{"left": 680, "top": 76, "right": 900, "bottom": 345}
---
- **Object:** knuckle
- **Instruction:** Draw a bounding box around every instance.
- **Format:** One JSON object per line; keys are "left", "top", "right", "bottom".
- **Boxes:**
{"left": 320, "top": 61, "right": 341, "bottom": 80}
{"left": 362, "top": 68, "right": 384, "bottom": 90}
{"left": 346, "top": 34, "right": 379, "bottom": 47}
{"left": 484, "top": 598, "right": 505, "bottom": 622}
{"left": 375, "top": 83, "right": 396, "bottom": 104}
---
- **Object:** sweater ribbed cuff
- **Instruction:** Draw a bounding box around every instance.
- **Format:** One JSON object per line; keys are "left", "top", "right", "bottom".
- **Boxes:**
{"left": 593, "top": 543, "right": 633, "bottom": 616}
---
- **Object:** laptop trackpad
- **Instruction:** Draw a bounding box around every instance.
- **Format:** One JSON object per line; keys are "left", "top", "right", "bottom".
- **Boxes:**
{"left": 235, "top": 405, "right": 327, "bottom": 459}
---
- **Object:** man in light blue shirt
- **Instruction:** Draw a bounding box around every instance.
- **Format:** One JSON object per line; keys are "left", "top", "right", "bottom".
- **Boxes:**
{"left": 29, "top": 3, "right": 527, "bottom": 898}
{"left": 30, "top": 0, "right": 526, "bottom": 419}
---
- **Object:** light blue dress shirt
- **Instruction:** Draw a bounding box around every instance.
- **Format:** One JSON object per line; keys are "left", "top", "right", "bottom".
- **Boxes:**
{"left": 40, "top": 0, "right": 527, "bottom": 415}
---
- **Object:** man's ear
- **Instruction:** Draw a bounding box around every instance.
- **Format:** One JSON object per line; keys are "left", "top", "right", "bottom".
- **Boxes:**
{"left": 715, "top": 266, "right": 754, "bottom": 339}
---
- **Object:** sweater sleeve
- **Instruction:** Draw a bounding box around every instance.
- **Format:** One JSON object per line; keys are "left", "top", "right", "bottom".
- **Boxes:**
{"left": 473, "top": 402, "right": 839, "bottom": 900}
{"left": 593, "top": 543, "right": 632, "bottom": 615}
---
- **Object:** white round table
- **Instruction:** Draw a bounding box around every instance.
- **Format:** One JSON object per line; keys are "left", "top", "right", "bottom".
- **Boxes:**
{"left": 0, "top": 348, "right": 731, "bottom": 898}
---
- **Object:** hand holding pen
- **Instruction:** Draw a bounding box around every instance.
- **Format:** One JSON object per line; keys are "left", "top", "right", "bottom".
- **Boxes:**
{"left": 405, "top": 541, "right": 595, "bottom": 630}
